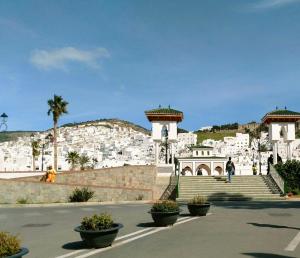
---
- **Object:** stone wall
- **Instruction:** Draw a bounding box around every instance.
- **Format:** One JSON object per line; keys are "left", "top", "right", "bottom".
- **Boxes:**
{"left": 0, "top": 180, "right": 153, "bottom": 204}
{"left": 0, "top": 165, "right": 175, "bottom": 204}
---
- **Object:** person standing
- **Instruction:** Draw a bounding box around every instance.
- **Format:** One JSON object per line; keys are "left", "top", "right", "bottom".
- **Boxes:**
{"left": 226, "top": 157, "right": 235, "bottom": 183}
{"left": 252, "top": 163, "right": 257, "bottom": 175}
{"left": 267, "top": 154, "right": 273, "bottom": 175}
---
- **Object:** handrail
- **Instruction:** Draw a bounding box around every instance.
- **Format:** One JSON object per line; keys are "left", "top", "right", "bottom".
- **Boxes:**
{"left": 269, "top": 165, "right": 285, "bottom": 194}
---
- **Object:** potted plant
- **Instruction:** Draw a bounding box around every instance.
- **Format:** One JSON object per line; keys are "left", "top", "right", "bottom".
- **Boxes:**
{"left": 74, "top": 213, "right": 123, "bottom": 248}
{"left": 0, "top": 232, "right": 29, "bottom": 258}
{"left": 149, "top": 200, "right": 180, "bottom": 226}
{"left": 187, "top": 195, "right": 210, "bottom": 216}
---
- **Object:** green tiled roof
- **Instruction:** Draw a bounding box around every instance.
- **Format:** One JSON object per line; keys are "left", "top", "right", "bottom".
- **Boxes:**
{"left": 267, "top": 109, "right": 300, "bottom": 116}
{"left": 177, "top": 156, "right": 227, "bottom": 160}
{"left": 191, "top": 145, "right": 213, "bottom": 149}
{"left": 145, "top": 107, "right": 183, "bottom": 115}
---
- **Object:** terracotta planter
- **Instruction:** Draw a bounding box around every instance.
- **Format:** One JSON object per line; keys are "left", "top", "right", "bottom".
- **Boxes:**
{"left": 74, "top": 223, "right": 123, "bottom": 248}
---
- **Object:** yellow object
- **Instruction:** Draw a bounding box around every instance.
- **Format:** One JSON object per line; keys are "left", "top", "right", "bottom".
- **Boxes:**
{"left": 46, "top": 168, "right": 57, "bottom": 183}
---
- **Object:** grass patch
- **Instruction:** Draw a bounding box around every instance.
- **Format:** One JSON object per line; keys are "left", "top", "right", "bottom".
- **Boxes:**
{"left": 196, "top": 130, "right": 237, "bottom": 144}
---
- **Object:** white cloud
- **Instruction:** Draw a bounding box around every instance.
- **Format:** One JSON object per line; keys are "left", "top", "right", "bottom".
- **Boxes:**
{"left": 250, "top": 0, "right": 300, "bottom": 9}
{"left": 30, "top": 47, "right": 110, "bottom": 71}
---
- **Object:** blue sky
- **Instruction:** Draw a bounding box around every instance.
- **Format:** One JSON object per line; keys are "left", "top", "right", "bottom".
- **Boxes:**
{"left": 1, "top": 0, "right": 300, "bottom": 131}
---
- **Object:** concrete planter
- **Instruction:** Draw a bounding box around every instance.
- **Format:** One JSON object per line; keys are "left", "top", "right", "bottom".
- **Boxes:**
{"left": 74, "top": 223, "right": 123, "bottom": 248}
{"left": 187, "top": 203, "right": 210, "bottom": 216}
{"left": 149, "top": 211, "right": 180, "bottom": 226}
{"left": 5, "top": 248, "right": 29, "bottom": 258}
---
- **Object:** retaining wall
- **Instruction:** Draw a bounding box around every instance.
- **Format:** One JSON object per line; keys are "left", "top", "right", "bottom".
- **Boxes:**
{"left": 0, "top": 165, "right": 173, "bottom": 204}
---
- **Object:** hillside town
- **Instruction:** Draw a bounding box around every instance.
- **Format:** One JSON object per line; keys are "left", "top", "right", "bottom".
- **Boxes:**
{"left": 1, "top": 118, "right": 300, "bottom": 175}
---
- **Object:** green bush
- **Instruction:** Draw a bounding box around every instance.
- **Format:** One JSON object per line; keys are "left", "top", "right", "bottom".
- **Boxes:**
{"left": 188, "top": 195, "right": 207, "bottom": 205}
{"left": 69, "top": 187, "right": 95, "bottom": 202}
{"left": 275, "top": 160, "right": 300, "bottom": 194}
{"left": 80, "top": 213, "right": 113, "bottom": 231}
{"left": 151, "top": 200, "right": 179, "bottom": 212}
{"left": 17, "top": 198, "right": 29, "bottom": 204}
{"left": 0, "top": 232, "right": 20, "bottom": 257}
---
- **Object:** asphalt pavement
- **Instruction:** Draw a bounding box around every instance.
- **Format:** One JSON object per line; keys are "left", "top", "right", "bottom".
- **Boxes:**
{"left": 1, "top": 201, "right": 299, "bottom": 258}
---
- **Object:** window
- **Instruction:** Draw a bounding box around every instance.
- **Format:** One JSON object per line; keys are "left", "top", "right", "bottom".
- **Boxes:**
{"left": 202, "top": 151, "right": 204, "bottom": 155}
{"left": 196, "top": 151, "right": 198, "bottom": 156}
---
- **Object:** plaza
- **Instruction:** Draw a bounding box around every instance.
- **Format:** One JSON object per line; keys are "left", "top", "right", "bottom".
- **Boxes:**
{"left": 0, "top": 201, "right": 299, "bottom": 258}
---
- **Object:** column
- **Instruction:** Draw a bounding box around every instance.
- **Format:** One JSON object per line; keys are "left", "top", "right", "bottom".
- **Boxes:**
{"left": 210, "top": 161, "right": 214, "bottom": 176}
{"left": 155, "top": 142, "right": 159, "bottom": 164}
{"left": 192, "top": 161, "right": 195, "bottom": 176}
{"left": 273, "top": 141, "right": 278, "bottom": 164}
{"left": 287, "top": 141, "right": 292, "bottom": 160}
{"left": 171, "top": 143, "right": 175, "bottom": 164}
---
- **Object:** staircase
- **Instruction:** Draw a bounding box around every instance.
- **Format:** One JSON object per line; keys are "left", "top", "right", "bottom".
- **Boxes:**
{"left": 177, "top": 175, "right": 284, "bottom": 202}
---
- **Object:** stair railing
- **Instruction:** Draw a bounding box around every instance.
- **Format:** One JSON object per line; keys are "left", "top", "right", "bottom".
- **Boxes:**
{"left": 269, "top": 165, "right": 285, "bottom": 194}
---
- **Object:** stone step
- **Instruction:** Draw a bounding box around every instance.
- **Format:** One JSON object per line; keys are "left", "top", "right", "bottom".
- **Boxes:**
{"left": 180, "top": 189, "right": 272, "bottom": 192}
{"left": 177, "top": 196, "right": 285, "bottom": 202}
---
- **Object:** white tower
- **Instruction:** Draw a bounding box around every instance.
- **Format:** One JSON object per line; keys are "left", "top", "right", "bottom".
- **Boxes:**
{"left": 262, "top": 109, "right": 300, "bottom": 164}
{"left": 145, "top": 106, "right": 183, "bottom": 165}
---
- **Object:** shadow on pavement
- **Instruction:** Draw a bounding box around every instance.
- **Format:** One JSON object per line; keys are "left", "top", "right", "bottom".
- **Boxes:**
{"left": 62, "top": 241, "right": 87, "bottom": 250}
{"left": 208, "top": 192, "right": 253, "bottom": 202}
{"left": 179, "top": 213, "right": 191, "bottom": 217}
{"left": 242, "top": 252, "right": 296, "bottom": 258}
{"left": 248, "top": 222, "right": 300, "bottom": 231}
{"left": 137, "top": 222, "right": 156, "bottom": 228}
{"left": 212, "top": 201, "right": 300, "bottom": 210}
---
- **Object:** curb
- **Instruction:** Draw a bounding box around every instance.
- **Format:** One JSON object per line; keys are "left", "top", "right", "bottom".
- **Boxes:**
{"left": 0, "top": 200, "right": 152, "bottom": 208}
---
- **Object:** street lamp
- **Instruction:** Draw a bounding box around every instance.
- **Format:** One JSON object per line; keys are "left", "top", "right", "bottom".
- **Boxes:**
{"left": 258, "top": 138, "right": 262, "bottom": 175}
{"left": 0, "top": 113, "right": 8, "bottom": 131}
{"left": 161, "top": 126, "right": 169, "bottom": 164}
{"left": 252, "top": 147, "right": 255, "bottom": 166}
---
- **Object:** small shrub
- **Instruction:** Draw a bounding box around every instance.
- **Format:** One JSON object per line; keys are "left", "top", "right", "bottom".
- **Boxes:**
{"left": 151, "top": 200, "right": 179, "bottom": 212}
{"left": 0, "top": 232, "right": 21, "bottom": 257}
{"left": 136, "top": 194, "right": 144, "bottom": 201}
{"left": 17, "top": 198, "right": 29, "bottom": 204}
{"left": 275, "top": 160, "right": 300, "bottom": 193}
{"left": 69, "top": 187, "right": 95, "bottom": 202}
{"left": 80, "top": 213, "right": 113, "bottom": 231}
{"left": 188, "top": 195, "right": 207, "bottom": 205}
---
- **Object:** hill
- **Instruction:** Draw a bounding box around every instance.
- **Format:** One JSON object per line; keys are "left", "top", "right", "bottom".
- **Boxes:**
{"left": 0, "top": 119, "right": 151, "bottom": 143}
{"left": 61, "top": 119, "right": 150, "bottom": 135}
{"left": 0, "top": 131, "right": 36, "bottom": 143}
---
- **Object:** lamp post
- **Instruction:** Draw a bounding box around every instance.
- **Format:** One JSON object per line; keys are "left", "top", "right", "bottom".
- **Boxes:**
{"left": 252, "top": 147, "right": 255, "bottom": 166}
{"left": 0, "top": 113, "right": 8, "bottom": 131}
{"left": 161, "top": 126, "right": 169, "bottom": 164}
{"left": 258, "top": 138, "right": 262, "bottom": 175}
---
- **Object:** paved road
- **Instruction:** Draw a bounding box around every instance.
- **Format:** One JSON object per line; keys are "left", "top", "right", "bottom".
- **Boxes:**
{"left": 1, "top": 201, "right": 300, "bottom": 258}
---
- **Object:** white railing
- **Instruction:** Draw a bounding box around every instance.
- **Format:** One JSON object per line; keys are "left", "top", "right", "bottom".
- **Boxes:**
{"left": 269, "top": 165, "right": 285, "bottom": 193}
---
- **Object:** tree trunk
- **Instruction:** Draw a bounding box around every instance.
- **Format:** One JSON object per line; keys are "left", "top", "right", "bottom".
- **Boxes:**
{"left": 54, "top": 121, "right": 58, "bottom": 171}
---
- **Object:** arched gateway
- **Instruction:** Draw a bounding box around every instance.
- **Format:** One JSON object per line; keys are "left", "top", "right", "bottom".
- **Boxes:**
{"left": 178, "top": 145, "right": 227, "bottom": 176}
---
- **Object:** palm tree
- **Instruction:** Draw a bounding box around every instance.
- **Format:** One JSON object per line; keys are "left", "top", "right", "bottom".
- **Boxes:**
{"left": 79, "top": 154, "right": 90, "bottom": 170}
{"left": 31, "top": 140, "right": 40, "bottom": 171}
{"left": 47, "top": 95, "right": 68, "bottom": 170}
{"left": 65, "top": 151, "right": 80, "bottom": 170}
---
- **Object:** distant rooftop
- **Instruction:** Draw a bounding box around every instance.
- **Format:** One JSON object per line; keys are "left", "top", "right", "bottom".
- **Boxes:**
{"left": 145, "top": 106, "right": 183, "bottom": 122}
{"left": 262, "top": 108, "right": 300, "bottom": 124}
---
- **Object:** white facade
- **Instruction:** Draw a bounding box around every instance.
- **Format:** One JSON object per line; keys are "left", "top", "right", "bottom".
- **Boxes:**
{"left": 152, "top": 121, "right": 177, "bottom": 142}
